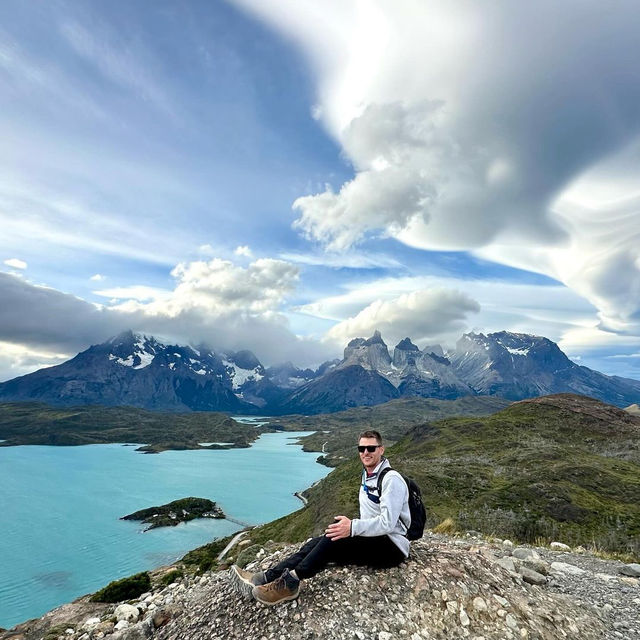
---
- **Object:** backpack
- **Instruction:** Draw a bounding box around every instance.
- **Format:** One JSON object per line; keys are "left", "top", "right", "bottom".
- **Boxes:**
{"left": 377, "top": 467, "right": 426, "bottom": 540}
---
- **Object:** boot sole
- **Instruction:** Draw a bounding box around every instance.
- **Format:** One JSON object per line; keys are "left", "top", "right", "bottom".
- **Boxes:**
{"left": 227, "top": 566, "right": 256, "bottom": 601}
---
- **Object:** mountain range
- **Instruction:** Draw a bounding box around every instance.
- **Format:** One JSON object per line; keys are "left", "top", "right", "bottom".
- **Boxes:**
{"left": 1, "top": 329, "right": 639, "bottom": 413}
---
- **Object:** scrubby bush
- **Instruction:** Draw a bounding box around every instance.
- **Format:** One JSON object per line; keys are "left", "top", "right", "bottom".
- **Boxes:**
{"left": 160, "top": 569, "right": 184, "bottom": 586}
{"left": 236, "top": 544, "right": 261, "bottom": 568}
{"left": 90, "top": 571, "right": 151, "bottom": 603}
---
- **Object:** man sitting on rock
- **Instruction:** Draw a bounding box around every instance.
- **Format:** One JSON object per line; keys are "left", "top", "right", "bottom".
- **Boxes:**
{"left": 229, "top": 430, "right": 411, "bottom": 605}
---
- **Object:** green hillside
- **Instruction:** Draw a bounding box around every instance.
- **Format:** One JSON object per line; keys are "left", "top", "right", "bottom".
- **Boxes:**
{"left": 242, "top": 394, "right": 640, "bottom": 559}
{"left": 271, "top": 395, "right": 510, "bottom": 466}
{"left": 0, "top": 402, "right": 258, "bottom": 450}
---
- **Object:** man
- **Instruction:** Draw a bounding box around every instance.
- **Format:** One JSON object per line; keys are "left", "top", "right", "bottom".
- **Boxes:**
{"left": 228, "top": 430, "right": 410, "bottom": 605}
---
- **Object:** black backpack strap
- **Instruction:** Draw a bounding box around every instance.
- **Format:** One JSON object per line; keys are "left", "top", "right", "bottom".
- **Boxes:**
{"left": 376, "top": 467, "right": 393, "bottom": 495}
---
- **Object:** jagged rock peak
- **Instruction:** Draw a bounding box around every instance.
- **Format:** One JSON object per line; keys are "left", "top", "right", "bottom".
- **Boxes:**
{"left": 364, "top": 329, "right": 386, "bottom": 346}
{"left": 423, "top": 344, "right": 444, "bottom": 358}
{"left": 227, "top": 349, "right": 261, "bottom": 371}
{"left": 342, "top": 330, "right": 391, "bottom": 371}
{"left": 395, "top": 337, "right": 419, "bottom": 351}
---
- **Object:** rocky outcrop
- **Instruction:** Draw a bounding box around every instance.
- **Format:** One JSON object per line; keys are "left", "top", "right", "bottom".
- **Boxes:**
{"left": 6, "top": 534, "right": 640, "bottom": 640}
{"left": 341, "top": 330, "right": 393, "bottom": 374}
{"left": 625, "top": 403, "right": 640, "bottom": 416}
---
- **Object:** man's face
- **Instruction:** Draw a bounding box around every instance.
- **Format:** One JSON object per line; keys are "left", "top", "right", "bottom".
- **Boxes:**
{"left": 358, "top": 437, "right": 384, "bottom": 472}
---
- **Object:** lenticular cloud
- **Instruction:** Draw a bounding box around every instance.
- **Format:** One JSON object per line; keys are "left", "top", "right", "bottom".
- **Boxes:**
{"left": 232, "top": 0, "right": 640, "bottom": 336}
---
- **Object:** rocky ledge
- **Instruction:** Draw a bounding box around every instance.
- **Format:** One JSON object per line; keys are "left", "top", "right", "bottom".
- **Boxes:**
{"left": 2, "top": 534, "right": 638, "bottom": 640}
{"left": 121, "top": 498, "right": 224, "bottom": 531}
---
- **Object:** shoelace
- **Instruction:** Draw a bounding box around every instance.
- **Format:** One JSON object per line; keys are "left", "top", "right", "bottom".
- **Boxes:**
{"left": 263, "top": 572, "right": 289, "bottom": 592}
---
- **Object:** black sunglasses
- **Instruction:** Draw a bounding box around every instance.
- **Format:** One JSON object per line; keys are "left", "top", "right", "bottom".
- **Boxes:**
{"left": 358, "top": 445, "right": 381, "bottom": 453}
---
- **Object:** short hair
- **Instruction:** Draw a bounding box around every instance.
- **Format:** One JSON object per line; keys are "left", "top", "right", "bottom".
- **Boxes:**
{"left": 358, "top": 430, "right": 383, "bottom": 445}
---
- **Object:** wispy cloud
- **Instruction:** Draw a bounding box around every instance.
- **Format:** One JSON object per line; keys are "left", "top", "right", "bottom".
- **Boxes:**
{"left": 235, "top": 0, "right": 640, "bottom": 343}
{"left": 279, "top": 250, "right": 401, "bottom": 269}
{"left": 58, "top": 19, "right": 177, "bottom": 119}
{"left": 4, "top": 258, "right": 26, "bottom": 269}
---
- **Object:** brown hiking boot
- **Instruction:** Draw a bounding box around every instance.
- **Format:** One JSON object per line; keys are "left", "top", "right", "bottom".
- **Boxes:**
{"left": 252, "top": 568, "right": 300, "bottom": 605}
{"left": 228, "top": 565, "right": 267, "bottom": 600}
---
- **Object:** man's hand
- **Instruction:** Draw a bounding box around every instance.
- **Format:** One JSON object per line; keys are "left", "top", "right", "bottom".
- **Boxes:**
{"left": 325, "top": 515, "right": 351, "bottom": 541}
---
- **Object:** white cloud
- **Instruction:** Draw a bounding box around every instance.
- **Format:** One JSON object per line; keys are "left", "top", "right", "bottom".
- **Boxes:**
{"left": 233, "top": 0, "right": 640, "bottom": 344}
{"left": 326, "top": 288, "right": 480, "bottom": 349}
{"left": 0, "top": 258, "right": 335, "bottom": 374}
{"left": 90, "top": 273, "right": 106, "bottom": 281}
{"left": 234, "top": 245, "right": 253, "bottom": 257}
{"left": 4, "top": 258, "right": 27, "bottom": 270}
{"left": 163, "top": 257, "right": 300, "bottom": 314}
{"left": 298, "top": 273, "right": 597, "bottom": 355}
{"left": 0, "top": 341, "right": 70, "bottom": 382}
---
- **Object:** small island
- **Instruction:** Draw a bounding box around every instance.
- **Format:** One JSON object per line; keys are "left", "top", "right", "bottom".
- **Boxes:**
{"left": 121, "top": 497, "right": 225, "bottom": 531}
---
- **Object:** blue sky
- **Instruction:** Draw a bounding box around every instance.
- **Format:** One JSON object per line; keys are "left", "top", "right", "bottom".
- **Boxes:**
{"left": 2, "top": 0, "right": 640, "bottom": 381}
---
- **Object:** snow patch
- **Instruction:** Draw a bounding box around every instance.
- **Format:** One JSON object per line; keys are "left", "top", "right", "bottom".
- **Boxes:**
{"left": 109, "top": 338, "right": 155, "bottom": 369}
{"left": 134, "top": 352, "right": 155, "bottom": 369}
{"left": 506, "top": 347, "right": 530, "bottom": 356}
{"left": 223, "top": 360, "right": 263, "bottom": 389}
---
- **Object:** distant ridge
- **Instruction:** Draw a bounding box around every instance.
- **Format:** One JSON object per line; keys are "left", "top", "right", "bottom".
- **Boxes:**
{"left": 0, "top": 329, "right": 639, "bottom": 413}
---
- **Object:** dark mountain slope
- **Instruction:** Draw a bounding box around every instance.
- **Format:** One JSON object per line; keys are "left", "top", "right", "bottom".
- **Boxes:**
{"left": 277, "top": 364, "right": 400, "bottom": 414}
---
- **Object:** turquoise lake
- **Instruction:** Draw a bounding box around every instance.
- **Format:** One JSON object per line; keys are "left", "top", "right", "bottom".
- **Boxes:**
{"left": 0, "top": 430, "right": 330, "bottom": 629}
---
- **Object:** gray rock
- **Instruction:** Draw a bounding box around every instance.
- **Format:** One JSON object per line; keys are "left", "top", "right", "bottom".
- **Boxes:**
{"left": 512, "top": 548, "right": 540, "bottom": 562}
{"left": 620, "top": 563, "right": 640, "bottom": 577}
{"left": 495, "top": 557, "right": 516, "bottom": 573}
{"left": 521, "top": 557, "right": 549, "bottom": 575}
{"left": 114, "top": 604, "right": 140, "bottom": 623}
{"left": 550, "top": 562, "right": 587, "bottom": 576}
{"left": 550, "top": 542, "right": 571, "bottom": 552}
{"left": 519, "top": 566, "right": 547, "bottom": 585}
{"left": 472, "top": 597, "right": 488, "bottom": 612}
{"left": 82, "top": 617, "right": 101, "bottom": 629}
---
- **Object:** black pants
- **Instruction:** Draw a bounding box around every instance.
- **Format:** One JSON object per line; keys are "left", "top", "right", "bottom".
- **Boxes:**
{"left": 264, "top": 534, "right": 405, "bottom": 581}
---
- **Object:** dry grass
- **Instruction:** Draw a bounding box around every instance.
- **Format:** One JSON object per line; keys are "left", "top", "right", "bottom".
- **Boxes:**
{"left": 433, "top": 517, "right": 458, "bottom": 535}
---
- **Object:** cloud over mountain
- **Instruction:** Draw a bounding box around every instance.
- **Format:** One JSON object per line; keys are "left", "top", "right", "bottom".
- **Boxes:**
{"left": 326, "top": 288, "right": 480, "bottom": 348}
{"left": 0, "top": 258, "right": 331, "bottom": 380}
{"left": 234, "top": 0, "right": 640, "bottom": 339}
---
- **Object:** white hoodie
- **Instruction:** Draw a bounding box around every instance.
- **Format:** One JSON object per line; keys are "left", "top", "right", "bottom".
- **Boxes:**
{"left": 350, "top": 457, "right": 411, "bottom": 558}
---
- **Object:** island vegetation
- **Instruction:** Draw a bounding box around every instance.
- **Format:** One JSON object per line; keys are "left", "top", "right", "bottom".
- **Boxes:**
{"left": 121, "top": 497, "right": 225, "bottom": 530}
